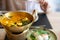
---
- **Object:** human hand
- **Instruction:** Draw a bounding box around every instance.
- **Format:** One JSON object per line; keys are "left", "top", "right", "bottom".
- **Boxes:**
{"left": 39, "top": 0, "right": 48, "bottom": 12}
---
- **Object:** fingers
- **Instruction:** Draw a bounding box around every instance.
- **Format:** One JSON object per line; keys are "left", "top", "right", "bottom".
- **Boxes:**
{"left": 39, "top": 0, "right": 44, "bottom": 4}
{"left": 39, "top": 0, "right": 48, "bottom": 12}
{"left": 40, "top": 1, "right": 48, "bottom": 8}
{"left": 43, "top": 2, "right": 48, "bottom": 6}
{"left": 39, "top": 0, "right": 48, "bottom": 5}
{"left": 39, "top": 0, "right": 44, "bottom": 2}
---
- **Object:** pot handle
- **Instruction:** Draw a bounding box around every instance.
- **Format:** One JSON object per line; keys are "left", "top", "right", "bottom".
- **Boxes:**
{"left": 0, "top": 15, "right": 3, "bottom": 23}
{"left": 0, "top": 11, "right": 8, "bottom": 22}
{"left": 32, "top": 10, "right": 38, "bottom": 22}
{"left": 0, "top": 15, "right": 2, "bottom": 25}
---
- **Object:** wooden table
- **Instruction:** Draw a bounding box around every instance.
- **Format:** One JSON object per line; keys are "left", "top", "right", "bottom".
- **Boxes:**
{"left": 0, "top": 12, "right": 60, "bottom": 40}
{"left": 47, "top": 12, "right": 60, "bottom": 40}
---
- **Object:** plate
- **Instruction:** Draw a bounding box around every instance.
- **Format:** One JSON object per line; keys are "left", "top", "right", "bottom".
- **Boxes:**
{"left": 27, "top": 27, "right": 57, "bottom": 40}
{"left": 5, "top": 26, "right": 56, "bottom": 40}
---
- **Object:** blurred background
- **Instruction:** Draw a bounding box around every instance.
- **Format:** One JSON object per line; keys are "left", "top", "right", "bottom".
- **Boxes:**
{"left": 0, "top": 0, "right": 60, "bottom": 12}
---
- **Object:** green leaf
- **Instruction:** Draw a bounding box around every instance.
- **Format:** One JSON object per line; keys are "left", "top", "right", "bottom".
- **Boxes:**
{"left": 22, "top": 21, "right": 29, "bottom": 26}
{"left": 36, "top": 30, "right": 48, "bottom": 35}
{"left": 30, "top": 34, "right": 36, "bottom": 40}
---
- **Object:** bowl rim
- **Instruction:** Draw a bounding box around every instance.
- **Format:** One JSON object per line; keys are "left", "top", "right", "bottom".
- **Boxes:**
{"left": 0, "top": 11, "right": 35, "bottom": 27}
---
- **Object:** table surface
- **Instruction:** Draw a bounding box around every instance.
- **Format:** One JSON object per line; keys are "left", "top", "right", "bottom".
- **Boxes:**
{"left": 0, "top": 12, "right": 60, "bottom": 40}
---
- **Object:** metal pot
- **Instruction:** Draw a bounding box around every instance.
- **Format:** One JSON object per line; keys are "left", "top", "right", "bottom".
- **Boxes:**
{"left": 0, "top": 11, "right": 38, "bottom": 40}
{"left": 0, "top": 11, "right": 35, "bottom": 32}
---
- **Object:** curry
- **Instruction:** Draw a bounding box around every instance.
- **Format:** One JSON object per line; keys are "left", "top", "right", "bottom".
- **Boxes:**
{"left": 0, "top": 12, "right": 33, "bottom": 27}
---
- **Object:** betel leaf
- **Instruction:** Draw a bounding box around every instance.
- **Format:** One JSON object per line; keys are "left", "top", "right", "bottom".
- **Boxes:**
{"left": 30, "top": 34, "right": 36, "bottom": 40}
